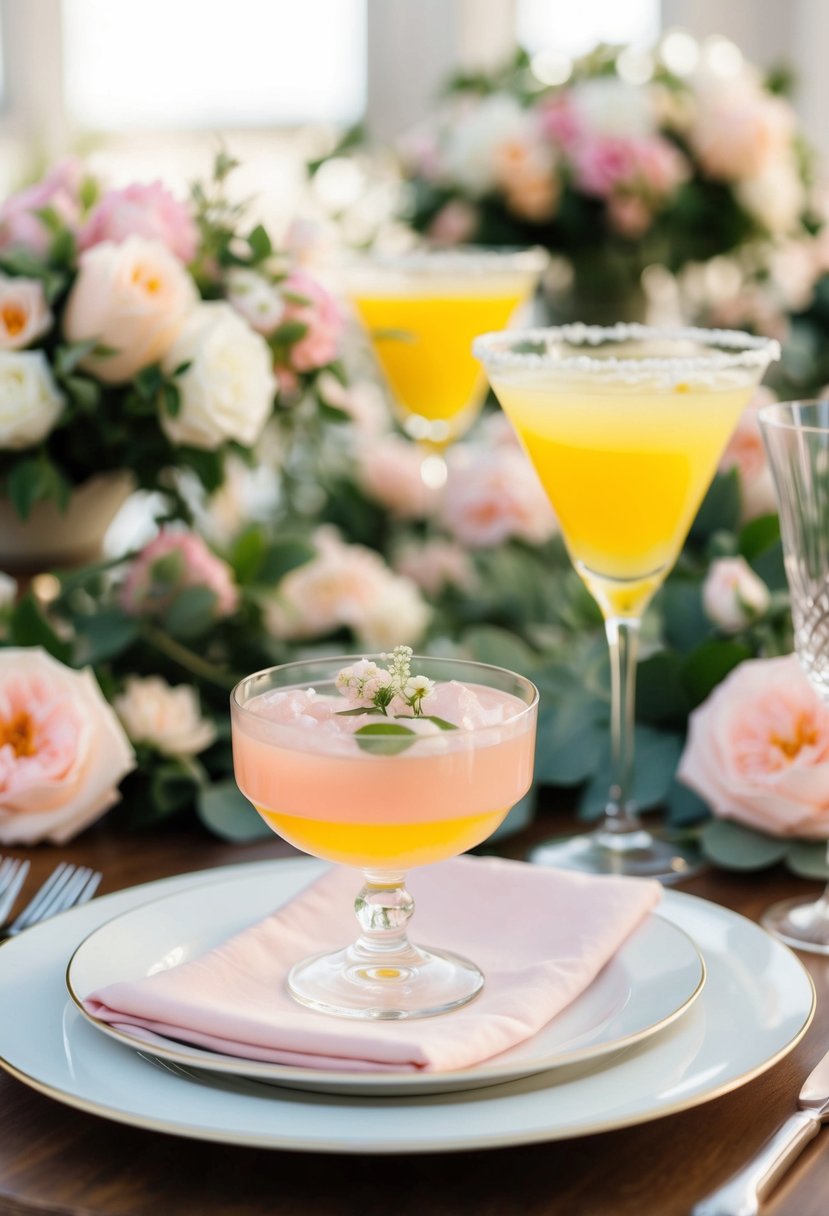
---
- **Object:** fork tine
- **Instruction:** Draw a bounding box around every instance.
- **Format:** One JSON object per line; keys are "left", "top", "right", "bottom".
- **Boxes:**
{"left": 46, "top": 867, "right": 93, "bottom": 918}
{"left": 0, "top": 859, "right": 30, "bottom": 923}
{"left": 8, "top": 862, "right": 75, "bottom": 933}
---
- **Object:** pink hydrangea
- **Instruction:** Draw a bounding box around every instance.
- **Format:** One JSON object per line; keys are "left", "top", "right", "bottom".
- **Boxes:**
{"left": 79, "top": 181, "right": 198, "bottom": 263}
{"left": 0, "top": 160, "right": 83, "bottom": 255}
{"left": 278, "top": 270, "right": 343, "bottom": 373}
{"left": 120, "top": 529, "right": 239, "bottom": 618}
{"left": 442, "top": 445, "right": 557, "bottom": 549}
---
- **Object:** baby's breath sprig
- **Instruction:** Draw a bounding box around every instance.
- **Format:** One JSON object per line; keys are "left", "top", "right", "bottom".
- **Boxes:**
{"left": 335, "top": 646, "right": 437, "bottom": 717}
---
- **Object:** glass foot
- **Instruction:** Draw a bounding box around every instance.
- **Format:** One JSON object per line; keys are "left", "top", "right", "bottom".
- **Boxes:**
{"left": 288, "top": 942, "right": 483, "bottom": 1020}
{"left": 528, "top": 831, "right": 705, "bottom": 885}
{"left": 761, "top": 895, "right": 829, "bottom": 954}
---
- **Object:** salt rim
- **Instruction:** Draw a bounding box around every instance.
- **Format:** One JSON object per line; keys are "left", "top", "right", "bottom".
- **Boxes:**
{"left": 344, "top": 245, "right": 549, "bottom": 278}
{"left": 473, "top": 323, "right": 781, "bottom": 381}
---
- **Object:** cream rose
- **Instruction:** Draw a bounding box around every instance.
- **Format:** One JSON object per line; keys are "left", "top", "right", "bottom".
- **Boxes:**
{"left": 702, "top": 557, "right": 770, "bottom": 633}
{"left": 0, "top": 276, "right": 52, "bottom": 349}
{"left": 0, "top": 351, "right": 64, "bottom": 448}
{"left": 160, "top": 302, "right": 276, "bottom": 450}
{"left": 63, "top": 235, "right": 197, "bottom": 383}
{"left": 0, "top": 648, "right": 135, "bottom": 845}
{"left": 114, "top": 676, "right": 216, "bottom": 758}
{"left": 226, "top": 268, "right": 285, "bottom": 335}
{"left": 678, "top": 654, "right": 829, "bottom": 839}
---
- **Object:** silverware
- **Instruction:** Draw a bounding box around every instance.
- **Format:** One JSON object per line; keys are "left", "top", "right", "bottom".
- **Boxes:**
{"left": 692, "top": 1047, "right": 829, "bottom": 1215}
{"left": 0, "top": 862, "right": 102, "bottom": 939}
{"left": 0, "top": 856, "right": 30, "bottom": 924}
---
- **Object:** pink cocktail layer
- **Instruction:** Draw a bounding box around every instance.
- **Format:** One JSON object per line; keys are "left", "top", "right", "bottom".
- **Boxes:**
{"left": 232, "top": 681, "right": 535, "bottom": 824}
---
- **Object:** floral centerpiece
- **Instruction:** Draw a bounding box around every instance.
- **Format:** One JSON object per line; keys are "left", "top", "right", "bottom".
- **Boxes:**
{"left": 0, "top": 152, "right": 345, "bottom": 565}
{"left": 392, "top": 40, "right": 819, "bottom": 324}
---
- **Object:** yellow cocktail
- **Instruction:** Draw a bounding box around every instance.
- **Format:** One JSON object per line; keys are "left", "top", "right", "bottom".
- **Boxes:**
{"left": 347, "top": 249, "right": 548, "bottom": 449}
{"left": 475, "top": 325, "right": 780, "bottom": 881}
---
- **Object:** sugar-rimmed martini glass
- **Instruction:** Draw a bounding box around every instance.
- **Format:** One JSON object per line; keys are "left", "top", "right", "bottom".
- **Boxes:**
{"left": 231, "top": 653, "right": 538, "bottom": 1018}
{"left": 346, "top": 247, "right": 548, "bottom": 486}
{"left": 475, "top": 324, "right": 780, "bottom": 882}
{"left": 759, "top": 400, "right": 829, "bottom": 953}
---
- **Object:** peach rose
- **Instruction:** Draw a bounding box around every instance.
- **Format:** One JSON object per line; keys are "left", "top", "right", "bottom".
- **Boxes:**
{"left": 0, "top": 277, "right": 52, "bottom": 349}
{"left": 702, "top": 557, "right": 770, "bottom": 633}
{"left": 678, "top": 654, "right": 829, "bottom": 838}
{"left": 358, "top": 434, "right": 439, "bottom": 520}
{"left": 63, "top": 236, "right": 197, "bottom": 383}
{"left": 0, "top": 648, "right": 135, "bottom": 844}
{"left": 718, "top": 386, "right": 778, "bottom": 520}
{"left": 442, "top": 444, "right": 557, "bottom": 549}
{"left": 114, "top": 676, "right": 216, "bottom": 758}
{"left": 689, "top": 78, "right": 795, "bottom": 182}
{"left": 394, "top": 539, "right": 477, "bottom": 597}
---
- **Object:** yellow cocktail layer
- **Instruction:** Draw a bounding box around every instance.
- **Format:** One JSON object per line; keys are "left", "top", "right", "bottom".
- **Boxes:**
{"left": 256, "top": 806, "right": 507, "bottom": 869}
{"left": 491, "top": 378, "right": 754, "bottom": 616}
{"left": 352, "top": 290, "right": 525, "bottom": 429}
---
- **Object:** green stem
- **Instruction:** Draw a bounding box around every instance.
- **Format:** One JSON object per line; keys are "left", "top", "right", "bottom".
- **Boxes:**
{"left": 142, "top": 624, "right": 235, "bottom": 690}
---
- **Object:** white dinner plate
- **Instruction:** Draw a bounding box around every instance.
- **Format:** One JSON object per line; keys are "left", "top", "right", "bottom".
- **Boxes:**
{"left": 0, "top": 859, "right": 815, "bottom": 1154}
{"left": 66, "top": 860, "right": 705, "bottom": 1096}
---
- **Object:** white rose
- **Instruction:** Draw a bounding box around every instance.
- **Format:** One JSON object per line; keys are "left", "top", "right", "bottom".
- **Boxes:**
{"left": 226, "top": 268, "right": 285, "bottom": 335}
{"left": 63, "top": 235, "right": 197, "bottom": 383}
{"left": 355, "top": 576, "right": 430, "bottom": 650}
{"left": 113, "top": 676, "right": 216, "bottom": 758}
{"left": 161, "top": 302, "right": 276, "bottom": 450}
{"left": 444, "top": 95, "right": 530, "bottom": 196}
{"left": 703, "top": 557, "right": 770, "bottom": 633}
{"left": 570, "top": 78, "right": 655, "bottom": 139}
{"left": 0, "top": 350, "right": 64, "bottom": 448}
{"left": 737, "top": 157, "right": 804, "bottom": 235}
{"left": 0, "top": 573, "right": 16, "bottom": 609}
{"left": 0, "top": 647, "right": 135, "bottom": 845}
{"left": 0, "top": 276, "right": 52, "bottom": 349}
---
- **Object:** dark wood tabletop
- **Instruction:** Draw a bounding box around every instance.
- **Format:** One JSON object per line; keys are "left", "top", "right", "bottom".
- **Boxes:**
{"left": 1, "top": 808, "right": 828, "bottom": 1216}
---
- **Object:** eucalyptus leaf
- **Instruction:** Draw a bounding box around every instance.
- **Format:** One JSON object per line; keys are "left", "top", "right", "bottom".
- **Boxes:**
{"left": 462, "top": 625, "right": 535, "bottom": 674}
{"left": 700, "top": 818, "right": 788, "bottom": 870}
{"left": 578, "top": 728, "right": 683, "bottom": 819}
{"left": 198, "top": 782, "right": 273, "bottom": 842}
{"left": 785, "top": 840, "right": 829, "bottom": 880}
{"left": 535, "top": 696, "right": 607, "bottom": 785}
{"left": 163, "top": 586, "right": 219, "bottom": 639}
{"left": 8, "top": 594, "right": 72, "bottom": 663}
{"left": 354, "top": 722, "right": 417, "bottom": 755}
{"left": 681, "top": 640, "right": 751, "bottom": 706}
{"left": 258, "top": 538, "right": 316, "bottom": 586}
{"left": 664, "top": 779, "right": 711, "bottom": 828}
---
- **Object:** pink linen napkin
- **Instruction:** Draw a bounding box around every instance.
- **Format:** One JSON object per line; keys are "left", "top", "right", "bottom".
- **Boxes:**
{"left": 84, "top": 856, "right": 661, "bottom": 1073}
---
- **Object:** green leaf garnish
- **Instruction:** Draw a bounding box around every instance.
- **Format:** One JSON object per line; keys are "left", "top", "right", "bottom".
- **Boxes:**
{"left": 371, "top": 328, "right": 416, "bottom": 343}
{"left": 354, "top": 722, "right": 417, "bottom": 755}
{"left": 425, "top": 715, "right": 458, "bottom": 731}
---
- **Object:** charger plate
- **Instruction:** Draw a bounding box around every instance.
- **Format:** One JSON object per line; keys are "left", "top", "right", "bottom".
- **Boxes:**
{"left": 0, "top": 858, "right": 815, "bottom": 1154}
{"left": 66, "top": 859, "right": 704, "bottom": 1096}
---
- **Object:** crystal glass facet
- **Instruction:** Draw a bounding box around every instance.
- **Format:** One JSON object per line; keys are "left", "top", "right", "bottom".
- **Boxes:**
{"left": 759, "top": 400, "right": 829, "bottom": 953}
{"left": 475, "top": 324, "right": 780, "bottom": 883}
{"left": 231, "top": 655, "right": 538, "bottom": 1018}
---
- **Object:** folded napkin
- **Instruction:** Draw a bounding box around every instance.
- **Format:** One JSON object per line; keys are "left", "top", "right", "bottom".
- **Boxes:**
{"left": 84, "top": 856, "right": 661, "bottom": 1073}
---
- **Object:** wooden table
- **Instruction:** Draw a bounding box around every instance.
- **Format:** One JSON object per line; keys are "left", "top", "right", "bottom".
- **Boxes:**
{"left": 1, "top": 810, "right": 828, "bottom": 1216}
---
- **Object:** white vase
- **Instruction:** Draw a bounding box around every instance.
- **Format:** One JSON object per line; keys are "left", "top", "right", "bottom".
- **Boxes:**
{"left": 0, "top": 471, "right": 136, "bottom": 572}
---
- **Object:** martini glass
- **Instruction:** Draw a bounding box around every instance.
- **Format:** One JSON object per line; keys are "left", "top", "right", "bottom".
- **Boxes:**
{"left": 474, "top": 324, "right": 780, "bottom": 882}
{"left": 758, "top": 400, "right": 829, "bottom": 953}
{"left": 346, "top": 247, "right": 548, "bottom": 486}
{"left": 231, "top": 654, "right": 538, "bottom": 1018}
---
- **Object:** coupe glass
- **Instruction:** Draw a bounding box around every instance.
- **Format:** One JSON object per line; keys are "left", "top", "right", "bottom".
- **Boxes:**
{"left": 345, "top": 247, "right": 548, "bottom": 486}
{"left": 231, "top": 655, "right": 538, "bottom": 1018}
{"left": 475, "top": 324, "right": 780, "bottom": 882}
{"left": 759, "top": 400, "right": 829, "bottom": 953}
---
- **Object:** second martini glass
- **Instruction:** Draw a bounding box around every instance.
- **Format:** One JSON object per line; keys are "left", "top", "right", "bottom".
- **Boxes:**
{"left": 475, "top": 324, "right": 780, "bottom": 881}
{"left": 346, "top": 247, "right": 548, "bottom": 484}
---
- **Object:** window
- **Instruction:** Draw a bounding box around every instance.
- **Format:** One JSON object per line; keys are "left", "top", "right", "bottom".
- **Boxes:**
{"left": 62, "top": 0, "right": 366, "bottom": 131}
{"left": 517, "top": 0, "right": 660, "bottom": 56}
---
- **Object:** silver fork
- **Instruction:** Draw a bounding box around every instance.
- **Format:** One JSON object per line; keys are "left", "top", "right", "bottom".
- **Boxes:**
{"left": 1, "top": 862, "right": 102, "bottom": 939}
{"left": 0, "top": 857, "right": 31, "bottom": 925}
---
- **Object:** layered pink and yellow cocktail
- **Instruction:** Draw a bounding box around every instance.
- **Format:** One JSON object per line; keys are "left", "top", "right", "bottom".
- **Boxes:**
{"left": 230, "top": 652, "right": 538, "bottom": 1019}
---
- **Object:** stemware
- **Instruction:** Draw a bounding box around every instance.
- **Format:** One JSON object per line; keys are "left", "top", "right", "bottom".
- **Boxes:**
{"left": 231, "top": 653, "right": 538, "bottom": 1018}
{"left": 758, "top": 400, "right": 829, "bottom": 953}
{"left": 345, "top": 247, "right": 548, "bottom": 485}
{"left": 475, "top": 324, "right": 779, "bottom": 882}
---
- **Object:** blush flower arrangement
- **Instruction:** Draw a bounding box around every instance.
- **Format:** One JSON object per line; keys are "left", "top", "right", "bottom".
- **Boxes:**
{"left": 0, "top": 151, "right": 345, "bottom": 538}
{"left": 390, "top": 40, "right": 819, "bottom": 321}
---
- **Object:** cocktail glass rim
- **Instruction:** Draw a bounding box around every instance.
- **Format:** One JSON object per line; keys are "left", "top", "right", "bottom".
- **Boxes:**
{"left": 231, "top": 652, "right": 539, "bottom": 752}
{"left": 342, "top": 244, "right": 550, "bottom": 281}
{"left": 473, "top": 322, "right": 780, "bottom": 378}
{"left": 759, "top": 399, "right": 829, "bottom": 434}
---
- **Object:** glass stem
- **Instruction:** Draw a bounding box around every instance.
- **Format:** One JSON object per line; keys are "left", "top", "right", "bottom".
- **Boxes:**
{"left": 600, "top": 616, "right": 645, "bottom": 839}
{"left": 348, "top": 872, "right": 423, "bottom": 973}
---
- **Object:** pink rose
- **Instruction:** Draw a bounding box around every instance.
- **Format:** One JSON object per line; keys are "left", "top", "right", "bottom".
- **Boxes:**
{"left": 0, "top": 159, "right": 83, "bottom": 255}
{"left": 571, "top": 137, "right": 638, "bottom": 198}
{"left": 607, "top": 195, "right": 652, "bottom": 239}
{"left": 442, "top": 445, "right": 557, "bottom": 549}
{"left": 79, "top": 181, "right": 198, "bottom": 263}
{"left": 0, "top": 276, "right": 52, "bottom": 349}
{"left": 702, "top": 557, "right": 770, "bottom": 633}
{"left": 358, "top": 434, "right": 439, "bottom": 520}
{"left": 678, "top": 654, "right": 829, "bottom": 839}
{"left": 120, "top": 529, "right": 239, "bottom": 618}
{"left": 278, "top": 270, "right": 343, "bottom": 373}
{"left": 394, "top": 539, "right": 477, "bottom": 597}
{"left": 538, "top": 95, "right": 582, "bottom": 150}
{"left": 427, "top": 200, "right": 480, "bottom": 246}
{"left": 0, "top": 647, "right": 135, "bottom": 844}
{"left": 63, "top": 236, "right": 197, "bottom": 383}
{"left": 718, "top": 386, "right": 778, "bottom": 520}
{"left": 689, "top": 81, "right": 794, "bottom": 182}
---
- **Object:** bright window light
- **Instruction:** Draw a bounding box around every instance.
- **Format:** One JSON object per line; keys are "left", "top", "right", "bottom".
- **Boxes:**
{"left": 62, "top": 0, "right": 366, "bottom": 130}
{"left": 517, "top": 0, "right": 660, "bottom": 56}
